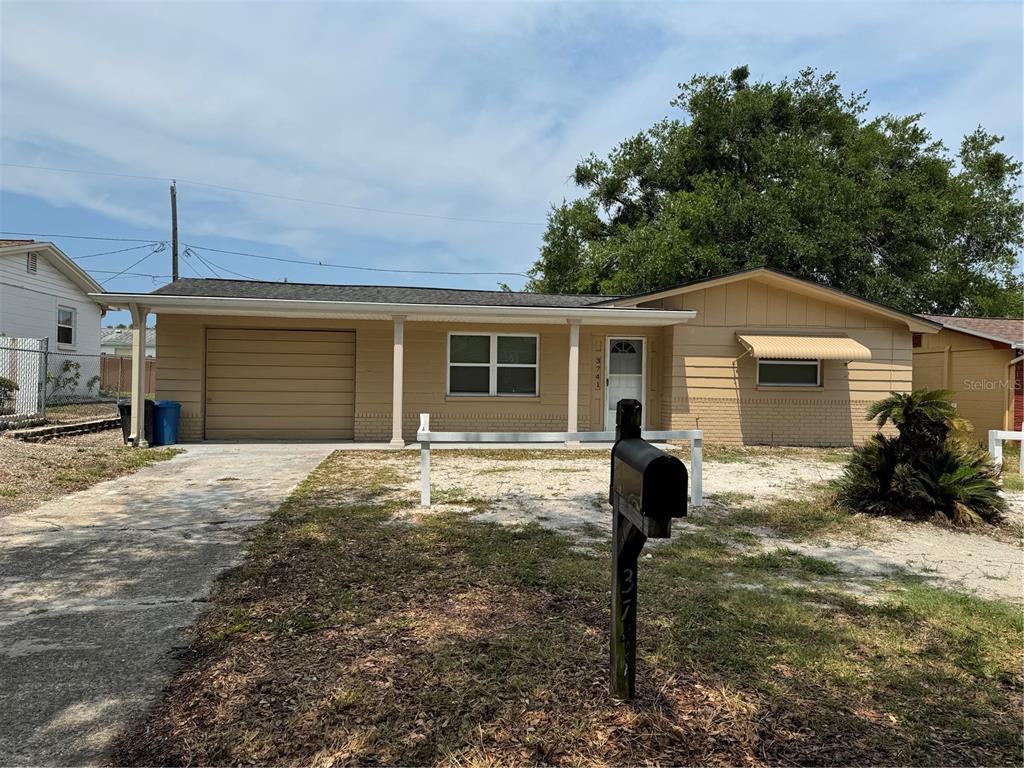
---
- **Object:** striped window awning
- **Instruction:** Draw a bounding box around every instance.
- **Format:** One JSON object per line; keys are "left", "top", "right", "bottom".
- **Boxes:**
{"left": 736, "top": 334, "right": 872, "bottom": 361}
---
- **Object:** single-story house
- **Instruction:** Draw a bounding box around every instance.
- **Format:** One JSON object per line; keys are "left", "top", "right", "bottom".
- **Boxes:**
{"left": 913, "top": 315, "right": 1023, "bottom": 438}
{"left": 93, "top": 267, "right": 941, "bottom": 446}
{"left": 100, "top": 327, "right": 157, "bottom": 357}
{"left": 1, "top": 239, "right": 104, "bottom": 353}
{"left": 1, "top": 240, "right": 106, "bottom": 407}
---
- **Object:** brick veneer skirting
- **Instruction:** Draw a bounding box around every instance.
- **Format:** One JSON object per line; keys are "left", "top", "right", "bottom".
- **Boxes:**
{"left": 664, "top": 396, "right": 879, "bottom": 447}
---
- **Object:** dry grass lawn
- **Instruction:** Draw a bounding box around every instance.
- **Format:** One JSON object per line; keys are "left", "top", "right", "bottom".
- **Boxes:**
{"left": 0, "top": 430, "right": 179, "bottom": 517}
{"left": 110, "top": 450, "right": 1022, "bottom": 767}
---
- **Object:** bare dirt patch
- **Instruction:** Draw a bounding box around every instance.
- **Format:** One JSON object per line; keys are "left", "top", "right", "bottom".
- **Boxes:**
{"left": 360, "top": 448, "right": 1023, "bottom": 603}
{"left": 401, "top": 448, "right": 843, "bottom": 543}
{"left": 0, "top": 430, "right": 178, "bottom": 518}
{"left": 109, "top": 451, "right": 1023, "bottom": 767}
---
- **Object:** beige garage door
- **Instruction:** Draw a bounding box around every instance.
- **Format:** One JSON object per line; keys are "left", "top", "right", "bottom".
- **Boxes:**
{"left": 205, "top": 328, "right": 355, "bottom": 440}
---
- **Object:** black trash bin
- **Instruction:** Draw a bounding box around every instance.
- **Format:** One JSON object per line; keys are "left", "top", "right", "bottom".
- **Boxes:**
{"left": 118, "top": 400, "right": 154, "bottom": 445}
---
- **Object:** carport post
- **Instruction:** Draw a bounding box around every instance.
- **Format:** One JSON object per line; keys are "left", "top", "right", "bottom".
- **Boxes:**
{"left": 128, "top": 303, "right": 149, "bottom": 447}
{"left": 390, "top": 315, "right": 406, "bottom": 447}
{"left": 566, "top": 320, "right": 581, "bottom": 447}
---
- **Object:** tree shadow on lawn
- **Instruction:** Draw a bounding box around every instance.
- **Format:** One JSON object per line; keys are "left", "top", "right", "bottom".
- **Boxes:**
{"left": 110, "top": 455, "right": 1023, "bottom": 767}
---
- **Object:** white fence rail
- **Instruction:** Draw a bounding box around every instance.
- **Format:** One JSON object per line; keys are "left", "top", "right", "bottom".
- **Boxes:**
{"left": 988, "top": 429, "right": 1024, "bottom": 474}
{"left": 416, "top": 412, "right": 703, "bottom": 508}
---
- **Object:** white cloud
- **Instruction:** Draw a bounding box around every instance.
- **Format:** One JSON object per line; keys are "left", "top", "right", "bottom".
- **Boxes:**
{"left": 1, "top": 1, "right": 1020, "bottom": 283}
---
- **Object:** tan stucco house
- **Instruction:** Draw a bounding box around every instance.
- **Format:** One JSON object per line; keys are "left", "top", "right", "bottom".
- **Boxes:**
{"left": 93, "top": 268, "right": 941, "bottom": 446}
{"left": 913, "top": 315, "right": 1023, "bottom": 439}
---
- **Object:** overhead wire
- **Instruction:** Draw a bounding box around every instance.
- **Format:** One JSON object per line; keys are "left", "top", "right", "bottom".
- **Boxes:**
{"left": 183, "top": 246, "right": 258, "bottom": 280}
{"left": 182, "top": 242, "right": 530, "bottom": 277}
{"left": 185, "top": 247, "right": 223, "bottom": 278}
{"left": 91, "top": 270, "right": 173, "bottom": 280}
{"left": 0, "top": 229, "right": 162, "bottom": 244}
{"left": 1, "top": 162, "right": 545, "bottom": 227}
{"left": 73, "top": 242, "right": 166, "bottom": 260}
{"left": 100, "top": 242, "right": 166, "bottom": 285}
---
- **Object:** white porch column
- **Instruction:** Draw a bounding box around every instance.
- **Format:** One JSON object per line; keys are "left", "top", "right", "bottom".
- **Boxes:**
{"left": 390, "top": 315, "right": 406, "bottom": 447}
{"left": 566, "top": 320, "right": 581, "bottom": 447}
{"left": 128, "top": 303, "right": 149, "bottom": 447}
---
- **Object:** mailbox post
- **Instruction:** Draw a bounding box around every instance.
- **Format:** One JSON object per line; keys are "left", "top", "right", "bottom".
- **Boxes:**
{"left": 609, "top": 399, "right": 687, "bottom": 701}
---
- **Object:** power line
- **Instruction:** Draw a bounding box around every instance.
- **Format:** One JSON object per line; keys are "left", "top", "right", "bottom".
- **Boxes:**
{"left": 100, "top": 243, "right": 166, "bottom": 285}
{"left": 179, "top": 250, "right": 204, "bottom": 279}
{"left": 0, "top": 230, "right": 162, "bottom": 244}
{"left": 182, "top": 242, "right": 530, "bottom": 277}
{"left": 187, "top": 248, "right": 223, "bottom": 278}
{"left": 1, "top": 162, "right": 545, "bottom": 227}
{"left": 1, "top": 162, "right": 172, "bottom": 183}
{"left": 91, "top": 270, "right": 173, "bottom": 279}
{"left": 73, "top": 242, "right": 166, "bottom": 260}
{"left": 183, "top": 246, "right": 258, "bottom": 280}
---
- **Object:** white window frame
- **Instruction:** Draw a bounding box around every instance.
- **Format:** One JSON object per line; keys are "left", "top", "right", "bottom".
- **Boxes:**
{"left": 447, "top": 332, "right": 539, "bottom": 397}
{"left": 56, "top": 305, "right": 76, "bottom": 348}
{"left": 756, "top": 358, "right": 821, "bottom": 387}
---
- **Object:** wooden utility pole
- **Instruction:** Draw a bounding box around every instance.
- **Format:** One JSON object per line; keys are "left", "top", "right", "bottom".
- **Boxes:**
{"left": 170, "top": 180, "right": 179, "bottom": 281}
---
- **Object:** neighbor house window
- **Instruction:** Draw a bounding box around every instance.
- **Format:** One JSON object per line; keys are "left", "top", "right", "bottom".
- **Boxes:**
{"left": 57, "top": 306, "right": 76, "bottom": 346}
{"left": 757, "top": 359, "right": 820, "bottom": 387}
{"left": 26, "top": 252, "right": 37, "bottom": 273}
{"left": 448, "top": 333, "right": 538, "bottom": 396}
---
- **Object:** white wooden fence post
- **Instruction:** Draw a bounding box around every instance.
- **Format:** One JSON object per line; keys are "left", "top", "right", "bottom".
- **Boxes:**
{"left": 691, "top": 436, "right": 703, "bottom": 506}
{"left": 989, "top": 430, "right": 1002, "bottom": 471}
{"left": 419, "top": 413, "right": 431, "bottom": 507}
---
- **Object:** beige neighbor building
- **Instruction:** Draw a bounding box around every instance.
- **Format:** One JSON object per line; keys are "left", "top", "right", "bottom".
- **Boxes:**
{"left": 93, "top": 268, "right": 941, "bottom": 446}
{"left": 913, "top": 315, "right": 1023, "bottom": 440}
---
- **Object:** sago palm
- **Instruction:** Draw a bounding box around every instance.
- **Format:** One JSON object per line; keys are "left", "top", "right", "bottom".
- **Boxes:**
{"left": 866, "top": 389, "right": 958, "bottom": 451}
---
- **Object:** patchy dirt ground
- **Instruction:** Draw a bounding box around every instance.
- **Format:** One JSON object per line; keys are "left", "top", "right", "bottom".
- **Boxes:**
{"left": 434, "top": 449, "right": 843, "bottom": 545}
{"left": 108, "top": 450, "right": 1023, "bottom": 767}
{"left": 358, "top": 448, "right": 1024, "bottom": 604}
{"left": 0, "top": 430, "right": 178, "bottom": 518}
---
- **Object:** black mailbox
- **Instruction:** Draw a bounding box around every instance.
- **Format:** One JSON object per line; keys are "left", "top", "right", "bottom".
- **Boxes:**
{"left": 611, "top": 439, "right": 687, "bottom": 538}
{"left": 608, "top": 398, "right": 688, "bottom": 701}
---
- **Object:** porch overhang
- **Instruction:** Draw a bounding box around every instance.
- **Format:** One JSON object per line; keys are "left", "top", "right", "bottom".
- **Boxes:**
{"left": 89, "top": 293, "right": 697, "bottom": 326}
{"left": 737, "top": 333, "right": 872, "bottom": 361}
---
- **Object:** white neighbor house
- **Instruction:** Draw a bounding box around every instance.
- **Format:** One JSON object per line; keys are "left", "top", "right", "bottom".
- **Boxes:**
{"left": 0, "top": 240, "right": 106, "bottom": 407}
{"left": 100, "top": 327, "right": 156, "bottom": 357}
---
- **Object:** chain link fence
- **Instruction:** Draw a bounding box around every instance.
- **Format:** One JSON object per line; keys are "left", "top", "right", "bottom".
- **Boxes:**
{"left": 1, "top": 338, "right": 156, "bottom": 429}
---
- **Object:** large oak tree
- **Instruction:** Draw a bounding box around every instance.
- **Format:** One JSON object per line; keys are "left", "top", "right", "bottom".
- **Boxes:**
{"left": 528, "top": 67, "right": 1023, "bottom": 316}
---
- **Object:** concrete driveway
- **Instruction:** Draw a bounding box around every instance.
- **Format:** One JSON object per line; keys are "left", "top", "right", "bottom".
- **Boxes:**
{"left": 0, "top": 442, "right": 340, "bottom": 766}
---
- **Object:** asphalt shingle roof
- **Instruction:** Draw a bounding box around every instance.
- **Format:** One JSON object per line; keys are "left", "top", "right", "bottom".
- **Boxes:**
{"left": 101, "top": 328, "right": 156, "bottom": 347}
{"left": 920, "top": 314, "right": 1024, "bottom": 346}
{"left": 150, "top": 278, "right": 619, "bottom": 309}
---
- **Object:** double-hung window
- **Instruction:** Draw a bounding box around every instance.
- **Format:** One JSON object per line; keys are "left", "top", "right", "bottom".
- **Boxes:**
{"left": 756, "top": 358, "right": 821, "bottom": 387}
{"left": 57, "top": 306, "right": 76, "bottom": 347}
{"left": 448, "top": 333, "right": 538, "bottom": 396}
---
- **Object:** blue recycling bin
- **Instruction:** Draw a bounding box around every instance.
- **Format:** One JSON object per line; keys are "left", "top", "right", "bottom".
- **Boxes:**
{"left": 152, "top": 400, "right": 181, "bottom": 446}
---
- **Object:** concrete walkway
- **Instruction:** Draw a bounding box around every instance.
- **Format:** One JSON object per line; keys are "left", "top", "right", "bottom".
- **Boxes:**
{"left": 0, "top": 442, "right": 339, "bottom": 766}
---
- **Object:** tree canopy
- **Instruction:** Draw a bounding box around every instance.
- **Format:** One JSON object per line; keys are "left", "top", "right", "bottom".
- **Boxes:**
{"left": 528, "top": 66, "right": 1023, "bottom": 316}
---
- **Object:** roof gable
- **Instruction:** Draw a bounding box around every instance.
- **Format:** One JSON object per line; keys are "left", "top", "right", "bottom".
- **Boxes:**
{"left": 0, "top": 241, "right": 104, "bottom": 296}
{"left": 596, "top": 268, "right": 940, "bottom": 333}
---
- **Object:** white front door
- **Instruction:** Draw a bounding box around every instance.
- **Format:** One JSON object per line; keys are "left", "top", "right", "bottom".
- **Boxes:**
{"left": 605, "top": 337, "right": 645, "bottom": 430}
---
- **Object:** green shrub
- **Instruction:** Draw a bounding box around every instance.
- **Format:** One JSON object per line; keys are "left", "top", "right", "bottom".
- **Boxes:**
{"left": 0, "top": 376, "right": 18, "bottom": 400}
{"left": 46, "top": 360, "right": 81, "bottom": 399}
{"left": 835, "top": 389, "right": 1005, "bottom": 526}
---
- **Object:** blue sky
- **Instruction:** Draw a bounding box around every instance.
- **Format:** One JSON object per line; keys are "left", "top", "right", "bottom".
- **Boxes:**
{"left": 1, "top": 1, "right": 1021, "bottom": 325}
